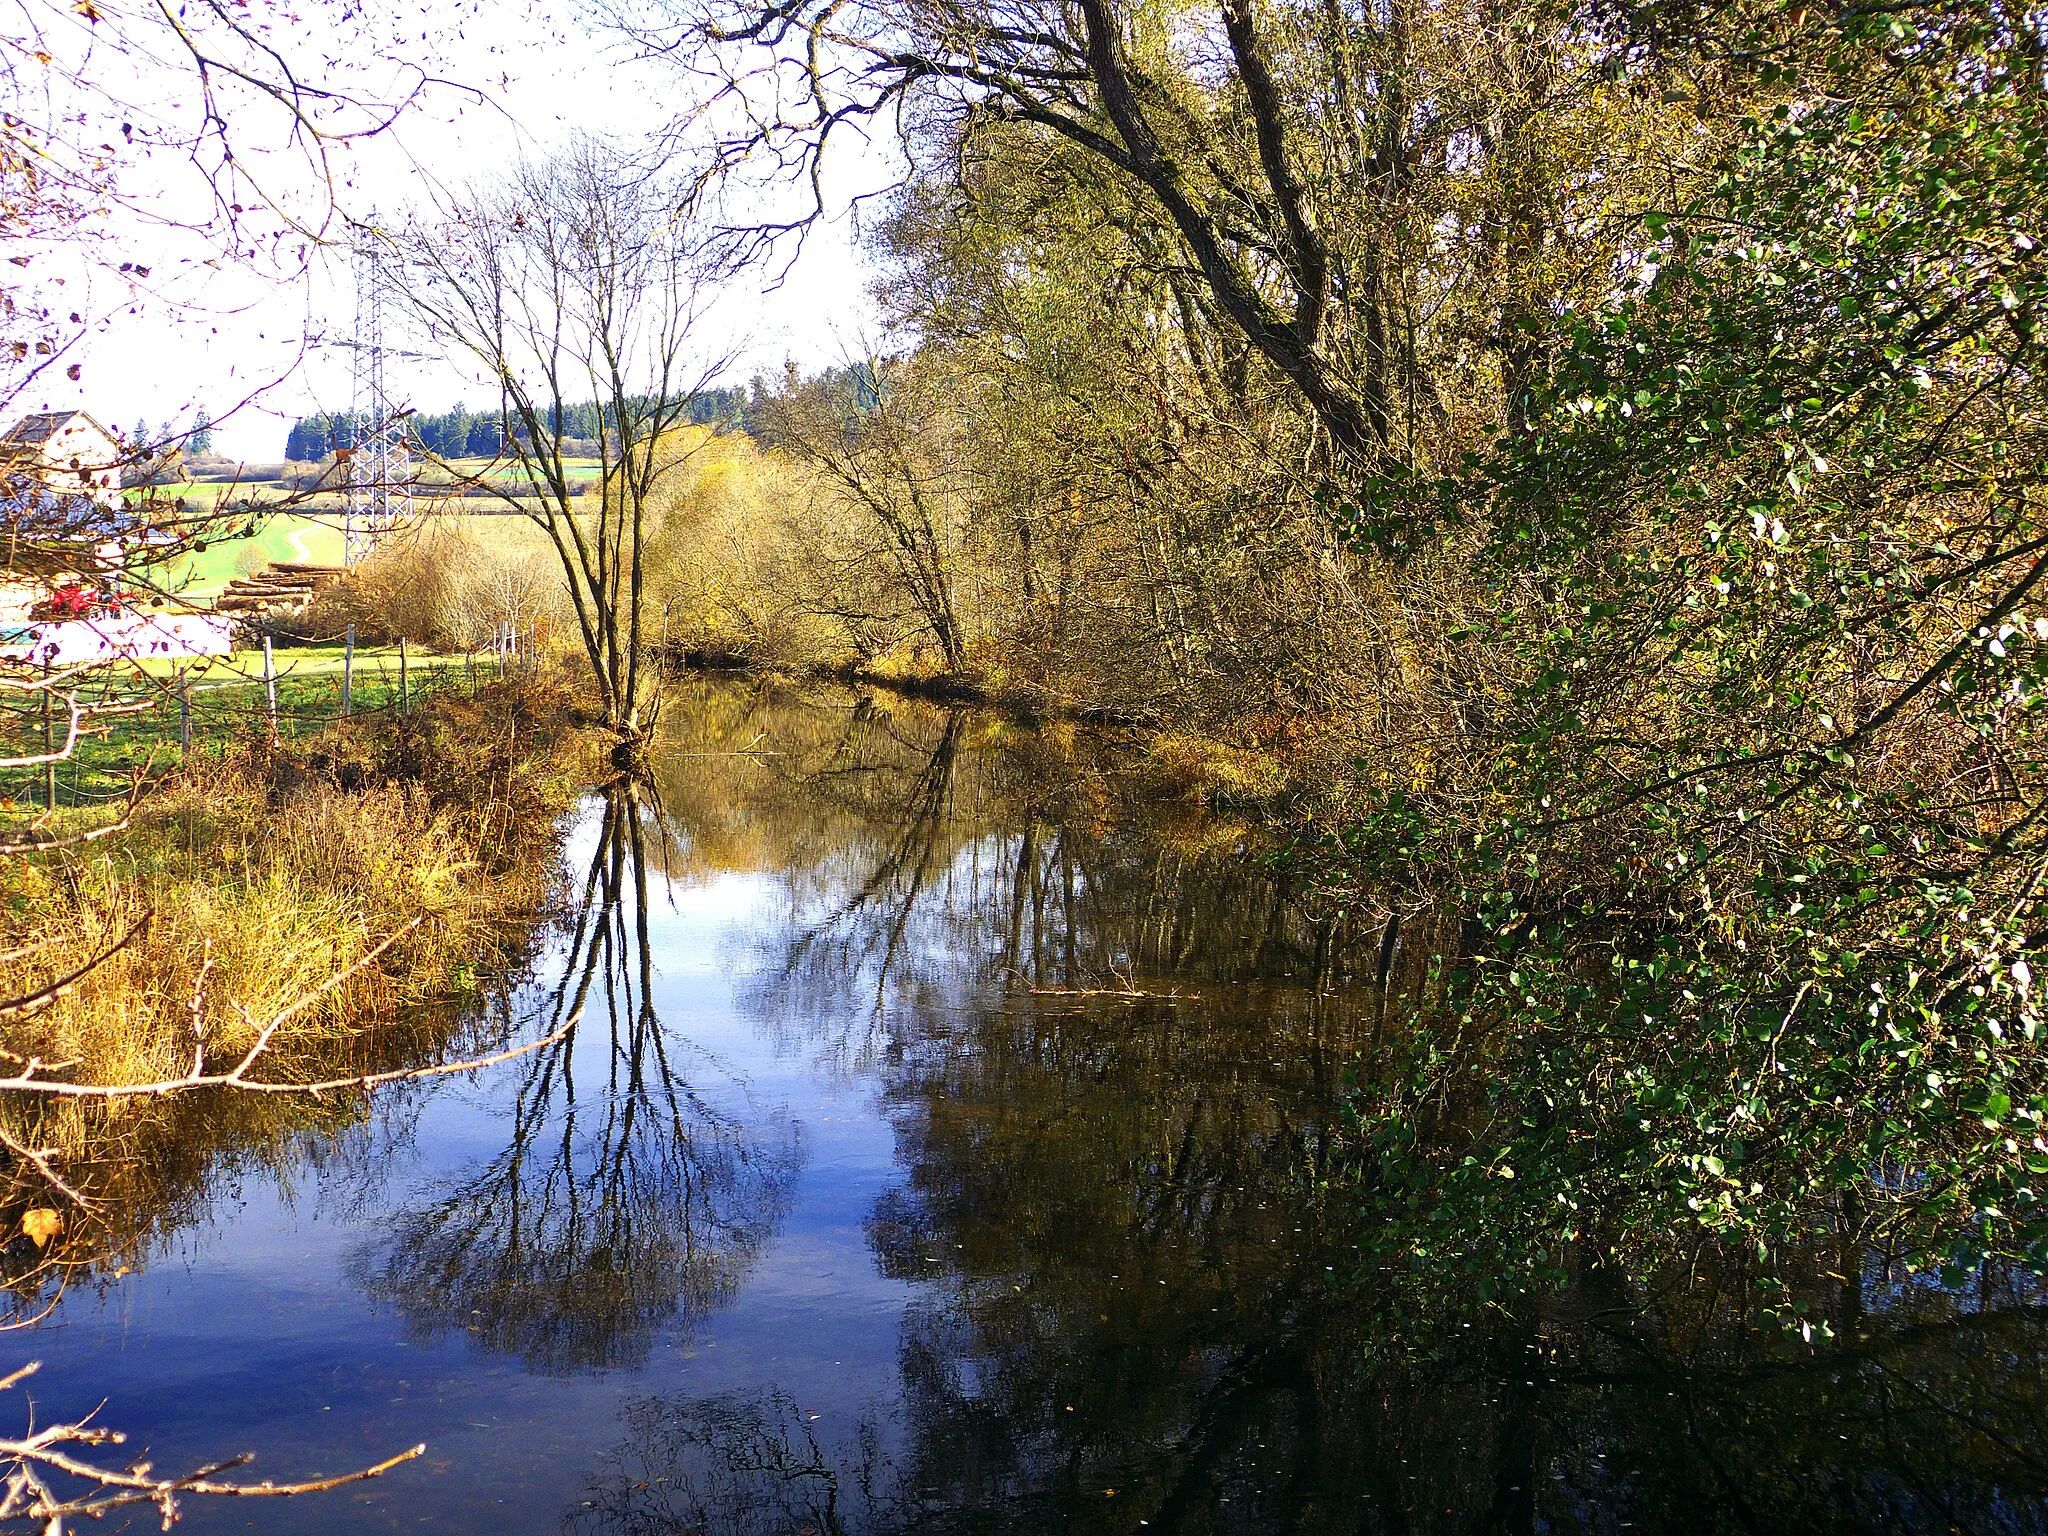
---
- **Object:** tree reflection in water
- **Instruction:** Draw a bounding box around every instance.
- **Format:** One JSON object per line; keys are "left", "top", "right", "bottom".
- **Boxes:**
{"left": 571, "top": 1387, "right": 893, "bottom": 1536}
{"left": 568, "top": 683, "right": 2048, "bottom": 1534}
{"left": 571, "top": 988, "right": 2048, "bottom": 1532}
{"left": 350, "top": 780, "right": 801, "bottom": 1374}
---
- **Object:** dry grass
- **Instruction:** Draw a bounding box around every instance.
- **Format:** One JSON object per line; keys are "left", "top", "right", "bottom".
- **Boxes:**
{"left": 1135, "top": 731, "right": 1291, "bottom": 805}
{"left": 0, "top": 674, "right": 600, "bottom": 1308}
{"left": 0, "top": 674, "right": 593, "bottom": 1078}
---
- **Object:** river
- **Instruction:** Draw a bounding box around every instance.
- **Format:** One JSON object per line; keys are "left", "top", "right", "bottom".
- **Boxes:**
{"left": 11, "top": 680, "right": 2047, "bottom": 1533}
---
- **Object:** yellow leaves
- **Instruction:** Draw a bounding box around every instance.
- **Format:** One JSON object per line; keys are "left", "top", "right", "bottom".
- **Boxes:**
{"left": 20, "top": 1208, "right": 60, "bottom": 1248}
{"left": 70, "top": 0, "right": 100, "bottom": 19}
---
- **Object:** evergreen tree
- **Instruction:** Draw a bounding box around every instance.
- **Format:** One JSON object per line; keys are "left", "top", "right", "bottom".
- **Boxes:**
{"left": 283, "top": 388, "right": 750, "bottom": 464}
{"left": 188, "top": 407, "right": 213, "bottom": 453}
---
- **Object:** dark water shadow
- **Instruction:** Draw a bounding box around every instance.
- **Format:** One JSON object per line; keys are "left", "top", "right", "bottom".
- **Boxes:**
{"left": 558, "top": 681, "right": 2048, "bottom": 1534}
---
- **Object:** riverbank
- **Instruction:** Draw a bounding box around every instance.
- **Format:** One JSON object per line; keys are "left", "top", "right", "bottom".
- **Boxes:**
{"left": 0, "top": 675, "right": 2023, "bottom": 1536}
{"left": 3, "top": 672, "right": 600, "bottom": 1081}
{"left": 0, "top": 674, "right": 604, "bottom": 1300}
{"left": 664, "top": 653, "right": 1305, "bottom": 809}
{"left": 661, "top": 666, "right": 2048, "bottom": 1317}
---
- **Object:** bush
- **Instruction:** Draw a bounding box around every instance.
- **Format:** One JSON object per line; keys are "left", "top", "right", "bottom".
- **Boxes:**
{"left": 299, "top": 516, "right": 567, "bottom": 651}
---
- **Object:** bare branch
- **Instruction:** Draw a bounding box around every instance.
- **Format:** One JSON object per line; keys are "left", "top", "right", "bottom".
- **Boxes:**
{"left": 0, "top": 1362, "right": 423, "bottom": 1530}
{"left": 0, "top": 917, "right": 150, "bottom": 1024}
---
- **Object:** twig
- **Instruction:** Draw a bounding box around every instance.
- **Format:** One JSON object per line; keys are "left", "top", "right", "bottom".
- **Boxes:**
{"left": 0, "top": 916, "right": 579, "bottom": 1100}
{"left": 221, "top": 1013, "right": 581, "bottom": 1099}
{"left": 188, "top": 939, "right": 215, "bottom": 1080}
{"left": 0, "top": 1128, "right": 94, "bottom": 1211}
{"left": 0, "top": 772, "right": 152, "bottom": 855}
{"left": 1766, "top": 978, "right": 1814, "bottom": 1074}
{"left": 227, "top": 917, "right": 427, "bottom": 1059}
{"left": 0, "top": 1362, "right": 424, "bottom": 1529}
{"left": 0, "top": 918, "right": 151, "bottom": 1023}
{"left": 0, "top": 817, "right": 134, "bottom": 856}
{"left": 0, "top": 1282, "right": 66, "bottom": 1337}
{"left": 0, "top": 1015, "right": 580, "bottom": 1100}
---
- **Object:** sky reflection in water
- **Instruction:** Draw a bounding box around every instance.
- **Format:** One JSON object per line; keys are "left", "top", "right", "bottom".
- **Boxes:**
{"left": 13, "top": 681, "right": 2048, "bottom": 1535}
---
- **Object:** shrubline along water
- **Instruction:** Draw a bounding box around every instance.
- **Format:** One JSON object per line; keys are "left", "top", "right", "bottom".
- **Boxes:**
{"left": 16, "top": 681, "right": 2047, "bottom": 1534}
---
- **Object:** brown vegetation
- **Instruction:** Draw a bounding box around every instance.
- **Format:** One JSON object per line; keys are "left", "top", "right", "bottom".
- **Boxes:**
{"left": 0, "top": 675, "right": 598, "bottom": 1315}
{"left": 302, "top": 514, "right": 568, "bottom": 652}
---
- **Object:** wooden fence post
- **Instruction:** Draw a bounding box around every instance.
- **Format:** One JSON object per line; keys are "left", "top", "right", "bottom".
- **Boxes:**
{"left": 263, "top": 633, "right": 278, "bottom": 739}
{"left": 179, "top": 669, "right": 191, "bottom": 751}
{"left": 40, "top": 657, "right": 54, "bottom": 811}
{"left": 399, "top": 637, "right": 409, "bottom": 713}
{"left": 342, "top": 624, "right": 355, "bottom": 717}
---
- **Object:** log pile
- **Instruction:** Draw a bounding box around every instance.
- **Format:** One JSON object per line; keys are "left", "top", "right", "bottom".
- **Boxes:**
{"left": 214, "top": 562, "right": 348, "bottom": 615}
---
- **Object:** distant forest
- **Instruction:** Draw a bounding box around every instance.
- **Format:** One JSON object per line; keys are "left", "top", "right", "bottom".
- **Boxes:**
{"left": 283, "top": 386, "right": 753, "bottom": 461}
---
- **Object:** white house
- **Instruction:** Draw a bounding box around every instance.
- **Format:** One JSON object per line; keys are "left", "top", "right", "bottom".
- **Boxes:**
{"left": 0, "top": 411, "right": 123, "bottom": 500}
{"left": 0, "top": 412, "right": 231, "bottom": 659}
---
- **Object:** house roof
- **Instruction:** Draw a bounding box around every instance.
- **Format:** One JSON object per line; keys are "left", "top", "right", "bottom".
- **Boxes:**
{"left": 0, "top": 411, "right": 118, "bottom": 451}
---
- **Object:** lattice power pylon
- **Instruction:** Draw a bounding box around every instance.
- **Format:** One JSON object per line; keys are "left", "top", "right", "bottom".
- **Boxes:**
{"left": 342, "top": 220, "right": 415, "bottom": 566}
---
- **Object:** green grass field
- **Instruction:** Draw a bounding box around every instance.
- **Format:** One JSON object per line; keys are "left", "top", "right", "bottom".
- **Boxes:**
{"left": 147, "top": 515, "right": 349, "bottom": 601}
{"left": 138, "top": 486, "right": 597, "bottom": 602}
{"left": 1, "top": 644, "right": 500, "bottom": 811}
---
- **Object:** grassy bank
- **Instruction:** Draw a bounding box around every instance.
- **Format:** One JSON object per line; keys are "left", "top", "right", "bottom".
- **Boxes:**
{"left": 0, "top": 673, "right": 602, "bottom": 1305}
{"left": 3, "top": 671, "right": 597, "bottom": 1082}
{"left": 14, "top": 644, "right": 516, "bottom": 811}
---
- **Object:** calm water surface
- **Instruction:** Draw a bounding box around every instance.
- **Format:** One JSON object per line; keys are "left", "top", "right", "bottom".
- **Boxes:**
{"left": 16, "top": 683, "right": 2048, "bottom": 1534}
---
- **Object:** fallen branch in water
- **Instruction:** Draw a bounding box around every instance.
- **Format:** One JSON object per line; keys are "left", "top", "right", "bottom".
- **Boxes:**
{"left": 0, "top": 1361, "right": 422, "bottom": 1531}
{"left": 1025, "top": 986, "right": 1199, "bottom": 1001}
{"left": 1022, "top": 972, "right": 1199, "bottom": 1003}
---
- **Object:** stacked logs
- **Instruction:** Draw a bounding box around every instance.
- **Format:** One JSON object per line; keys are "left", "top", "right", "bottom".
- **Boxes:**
{"left": 214, "top": 562, "right": 347, "bottom": 615}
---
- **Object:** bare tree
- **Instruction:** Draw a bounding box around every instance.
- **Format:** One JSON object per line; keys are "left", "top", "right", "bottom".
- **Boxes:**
{"left": 763, "top": 355, "right": 974, "bottom": 672}
{"left": 615, "top": 0, "right": 1615, "bottom": 469}
{"left": 399, "top": 143, "right": 736, "bottom": 744}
